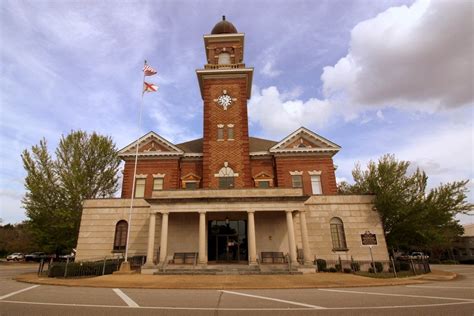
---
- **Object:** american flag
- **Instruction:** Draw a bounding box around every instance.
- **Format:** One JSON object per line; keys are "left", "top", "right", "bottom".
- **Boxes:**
{"left": 143, "top": 64, "right": 157, "bottom": 76}
{"left": 143, "top": 82, "right": 158, "bottom": 93}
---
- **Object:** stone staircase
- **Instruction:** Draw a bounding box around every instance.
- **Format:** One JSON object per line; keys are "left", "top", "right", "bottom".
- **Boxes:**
{"left": 154, "top": 263, "right": 304, "bottom": 275}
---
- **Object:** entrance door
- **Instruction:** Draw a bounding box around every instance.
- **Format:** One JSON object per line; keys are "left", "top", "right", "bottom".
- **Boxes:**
{"left": 208, "top": 220, "right": 247, "bottom": 263}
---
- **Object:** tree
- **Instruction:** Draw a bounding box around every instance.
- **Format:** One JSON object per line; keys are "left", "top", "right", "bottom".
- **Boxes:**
{"left": 0, "top": 222, "right": 35, "bottom": 257}
{"left": 338, "top": 154, "right": 472, "bottom": 254}
{"left": 22, "top": 130, "right": 121, "bottom": 253}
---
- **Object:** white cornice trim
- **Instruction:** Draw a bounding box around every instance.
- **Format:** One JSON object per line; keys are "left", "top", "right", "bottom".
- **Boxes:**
{"left": 183, "top": 153, "right": 204, "bottom": 158}
{"left": 153, "top": 173, "right": 166, "bottom": 178}
{"left": 118, "top": 131, "right": 184, "bottom": 158}
{"left": 249, "top": 151, "right": 271, "bottom": 156}
{"left": 135, "top": 174, "right": 147, "bottom": 179}
{"left": 308, "top": 170, "right": 322, "bottom": 176}
{"left": 270, "top": 127, "right": 341, "bottom": 153}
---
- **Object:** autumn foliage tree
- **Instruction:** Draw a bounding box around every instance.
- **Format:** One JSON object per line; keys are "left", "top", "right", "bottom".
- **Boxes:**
{"left": 22, "top": 131, "right": 121, "bottom": 253}
{"left": 338, "top": 154, "right": 472, "bottom": 255}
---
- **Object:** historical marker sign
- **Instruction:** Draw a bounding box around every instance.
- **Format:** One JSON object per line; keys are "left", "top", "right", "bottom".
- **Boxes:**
{"left": 361, "top": 232, "right": 377, "bottom": 246}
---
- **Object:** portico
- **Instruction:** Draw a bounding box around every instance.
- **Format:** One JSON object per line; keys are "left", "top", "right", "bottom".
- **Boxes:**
{"left": 142, "top": 188, "right": 312, "bottom": 269}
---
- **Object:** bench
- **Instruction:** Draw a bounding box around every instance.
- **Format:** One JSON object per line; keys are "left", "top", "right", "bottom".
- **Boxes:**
{"left": 173, "top": 252, "right": 198, "bottom": 264}
{"left": 261, "top": 252, "right": 286, "bottom": 264}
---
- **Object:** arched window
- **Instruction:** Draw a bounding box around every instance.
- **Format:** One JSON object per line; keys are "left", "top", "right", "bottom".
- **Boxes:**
{"left": 330, "top": 217, "right": 347, "bottom": 251}
{"left": 216, "top": 162, "right": 237, "bottom": 189}
{"left": 218, "top": 52, "right": 231, "bottom": 65}
{"left": 113, "top": 220, "right": 128, "bottom": 251}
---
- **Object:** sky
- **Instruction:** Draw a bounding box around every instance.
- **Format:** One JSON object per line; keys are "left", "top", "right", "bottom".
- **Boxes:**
{"left": 0, "top": 0, "right": 472, "bottom": 225}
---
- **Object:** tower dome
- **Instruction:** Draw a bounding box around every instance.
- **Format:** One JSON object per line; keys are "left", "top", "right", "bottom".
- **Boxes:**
{"left": 211, "top": 16, "right": 238, "bottom": 34}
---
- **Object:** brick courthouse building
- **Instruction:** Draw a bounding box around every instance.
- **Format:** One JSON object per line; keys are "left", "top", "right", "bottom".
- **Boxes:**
{"left": 76, "top": 18, "right": 389, "bottom": 272}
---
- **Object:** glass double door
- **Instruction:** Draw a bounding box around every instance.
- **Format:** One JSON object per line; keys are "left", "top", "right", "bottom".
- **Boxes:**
{"left": 208, "top": 220, "right": 247, "bottom": 263}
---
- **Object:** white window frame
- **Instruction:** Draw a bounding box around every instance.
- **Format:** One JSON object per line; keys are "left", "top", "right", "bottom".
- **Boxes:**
{"left": 217, "top": 124, "right": 224, "bottom": 141}
{"left": 308, "top": 171, "right": 322, "bottom": 195}
{"left": 134, "top": 177, "right": 146, "bottom": 198}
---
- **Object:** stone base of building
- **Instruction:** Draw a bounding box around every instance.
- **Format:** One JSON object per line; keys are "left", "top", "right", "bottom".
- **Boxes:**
{"left": 76, "top": 193, "right": 390, "bottom": 269}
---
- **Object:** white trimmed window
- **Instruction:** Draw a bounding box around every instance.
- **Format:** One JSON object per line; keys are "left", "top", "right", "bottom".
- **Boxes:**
{"left": 153, "top": 178, "right": 163, "bottom": 191}
{"left": 227, "top": 124, "right": 234, "bottom": 140}
{"left": 152, "top": 173, "right": 165, "bottom": 191}
{"left": 217, "top": 124, "right": 224, "bottom": 140}
{"left": 134, "top": 178, "right": 146, "bottom": 198}
{"left": 215, "top": 162, "right": 238, "bottom": 189}
{"left": 310, "top": 175, "right": 322, "bottom": 194}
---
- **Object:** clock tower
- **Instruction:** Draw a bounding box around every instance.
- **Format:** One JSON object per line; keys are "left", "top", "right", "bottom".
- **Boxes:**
{"left": 196, "top": 16, "right": 254, "bottom": 189}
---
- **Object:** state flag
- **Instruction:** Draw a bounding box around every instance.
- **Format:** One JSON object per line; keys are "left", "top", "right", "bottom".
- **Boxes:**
{"left": 143, "top": 82, "right": 158, "bottom": 93}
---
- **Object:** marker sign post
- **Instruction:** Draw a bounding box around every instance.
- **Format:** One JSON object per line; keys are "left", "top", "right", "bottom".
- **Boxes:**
{"left": 361, "top": 231, "right": 377, "bottom": 273}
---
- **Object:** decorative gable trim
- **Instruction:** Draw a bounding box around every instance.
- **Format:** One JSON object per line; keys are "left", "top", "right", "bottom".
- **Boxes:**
{"left": 181, "top": 172, "right": 201, "bottom": 181}
{"left": 153, "top": 173, "right": 166, "bottom": 178}
{"left": 308, "top": 170, "right": 322, "bottom": 176}
{"left": 289, "top": 171, "right": 303, "bottom": 176}
{"left": 253, "top": 171, "right": 274, "bottom": 179}
{"left": 118, "top": 131, "right": 184, "bottom": 158}
{"left": 269, "top": 127, "right": 340, "bottom": 155}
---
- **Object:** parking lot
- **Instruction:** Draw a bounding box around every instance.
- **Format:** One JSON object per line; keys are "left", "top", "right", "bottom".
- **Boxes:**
{"left": 0, "top": 264, "right": 473, "bottom": 315}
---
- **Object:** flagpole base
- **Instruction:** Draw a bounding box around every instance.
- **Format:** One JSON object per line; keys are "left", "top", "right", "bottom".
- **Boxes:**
{"left": 113, "top": 261, "right": 137, "bottom": 275}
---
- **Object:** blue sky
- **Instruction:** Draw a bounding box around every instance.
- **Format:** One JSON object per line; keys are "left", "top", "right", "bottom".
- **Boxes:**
{"left": 1, "top": 0, "right": 472, "bottom": 224}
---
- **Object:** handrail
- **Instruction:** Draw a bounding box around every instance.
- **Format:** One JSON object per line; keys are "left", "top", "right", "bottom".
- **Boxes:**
{"left": 286, "top": 253, "right": 292, "bottom": 273}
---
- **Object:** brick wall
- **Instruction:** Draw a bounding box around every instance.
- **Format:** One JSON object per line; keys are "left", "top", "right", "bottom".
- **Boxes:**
{"left": 121, "top": 159, "right": 180, "bottom": 198}
{"left": 250, "top": 158, "right": 275, "bottom": 187}
{"left": 275, "top": 156, "right": 337, "bottom": 195}
{"left": 180, "top": 159, "right": 204, "bottom": 188}
{"left": 202, "top": 78, "right": 252, "bottom": 189}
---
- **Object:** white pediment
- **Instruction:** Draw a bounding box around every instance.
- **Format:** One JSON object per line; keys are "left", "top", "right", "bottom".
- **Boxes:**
{"left": 118, "top": 131, "right": 184, "bottom": 158}
{"left": 269, "top": 127, "right": 340, "bottom": 155}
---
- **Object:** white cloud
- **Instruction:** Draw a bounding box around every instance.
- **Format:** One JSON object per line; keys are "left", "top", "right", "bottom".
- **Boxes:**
{"left": 322, "top": 0, "right": 473, "bottom": 111}
{"left": 260, "top": 59, "right": 282, "bottom": 78}
{"left": 248, "top": 86, "right": 333, "bottom": 138}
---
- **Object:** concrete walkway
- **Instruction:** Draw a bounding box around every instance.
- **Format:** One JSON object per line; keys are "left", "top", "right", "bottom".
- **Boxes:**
{"left": 15, "top": 269, "right": 455, "bottom": 289}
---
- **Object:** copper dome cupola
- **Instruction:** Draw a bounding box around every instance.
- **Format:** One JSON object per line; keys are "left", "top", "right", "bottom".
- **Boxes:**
{"left": 211, "top": 16, "right": 238, "bottom": 34}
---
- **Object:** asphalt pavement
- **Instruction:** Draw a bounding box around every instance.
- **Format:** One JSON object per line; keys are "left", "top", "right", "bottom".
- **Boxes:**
{"left": 0, "top": 263, "right": 472, "bottom": 315}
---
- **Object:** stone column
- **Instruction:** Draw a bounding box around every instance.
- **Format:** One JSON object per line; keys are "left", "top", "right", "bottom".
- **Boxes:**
{"left": 144, "top": 212, "right": 157, "bottom": 266}
{"left": 299, "top": 210, "right": 312, "bottom": 265}
{"left": 159, "top": 212, "right": 169, "bottom": 264}
{"left": 198, "top": 211, "right": 207, "bottom": 265}
{"left": 247, "top": 211, "right": 257, "bottom": 265}
{"left": 286, "top": 210, "right": 298, "bottom": 264}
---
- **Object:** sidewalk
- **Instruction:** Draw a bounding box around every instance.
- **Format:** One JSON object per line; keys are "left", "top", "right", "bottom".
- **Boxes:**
{"left": 15, "top": 269, "right": 456, "bottom": 289}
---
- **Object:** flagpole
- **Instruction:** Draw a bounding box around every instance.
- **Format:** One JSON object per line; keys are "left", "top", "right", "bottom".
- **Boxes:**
{"left": 123, "top": 60, "right": 147, "bottom": 265}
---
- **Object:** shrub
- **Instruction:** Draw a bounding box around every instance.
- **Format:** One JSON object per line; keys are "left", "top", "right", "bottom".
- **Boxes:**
{"left": 335, "top": 263, "right": 342, "bottom": 272}
{"left": 371, "top": 261, "right": 383, "bottom": 273}
{"left": 429, "top": 258, "right": 441, "bottom": 264}
{"left": 328, "top": 267, "right": 337, "bottom": 272}
{"left": 48, "top": 259, "right": 121, "bottom": 278}
{"left": 368, "top": 267, "right": 375, "bottom": 273}
{"left": 343, "top": 268, "right": 352, "bottom": 273}
{"left": 316, "top": 259, "right": 327, "bottom": 272}
{"left": 350, "top": 262, "right": 360, "bottom": 272}
{"left": 322, "top": 268, "right": 329, "bottom": 272}
{"left": 399, "top": 261, "right": 411, "bottom": 271}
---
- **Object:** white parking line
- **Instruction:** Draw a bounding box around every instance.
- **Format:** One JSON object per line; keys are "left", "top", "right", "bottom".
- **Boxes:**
{"left": 319, "top": 288, "right": 474, "bottom": 302}
{"left": 0, "top": 299, "right": 473, "bottom": 311}
{"left": 0, "top": 285, "right": 40, "bottom": 300}
{"left": 112, "top": 288, "right": 139, "bottom": 307}
{"left": 407, "top": 285, "right": 474, "bottom": 290}
{"left": 221, "top": 290, "right": 326, "bottom": 309}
